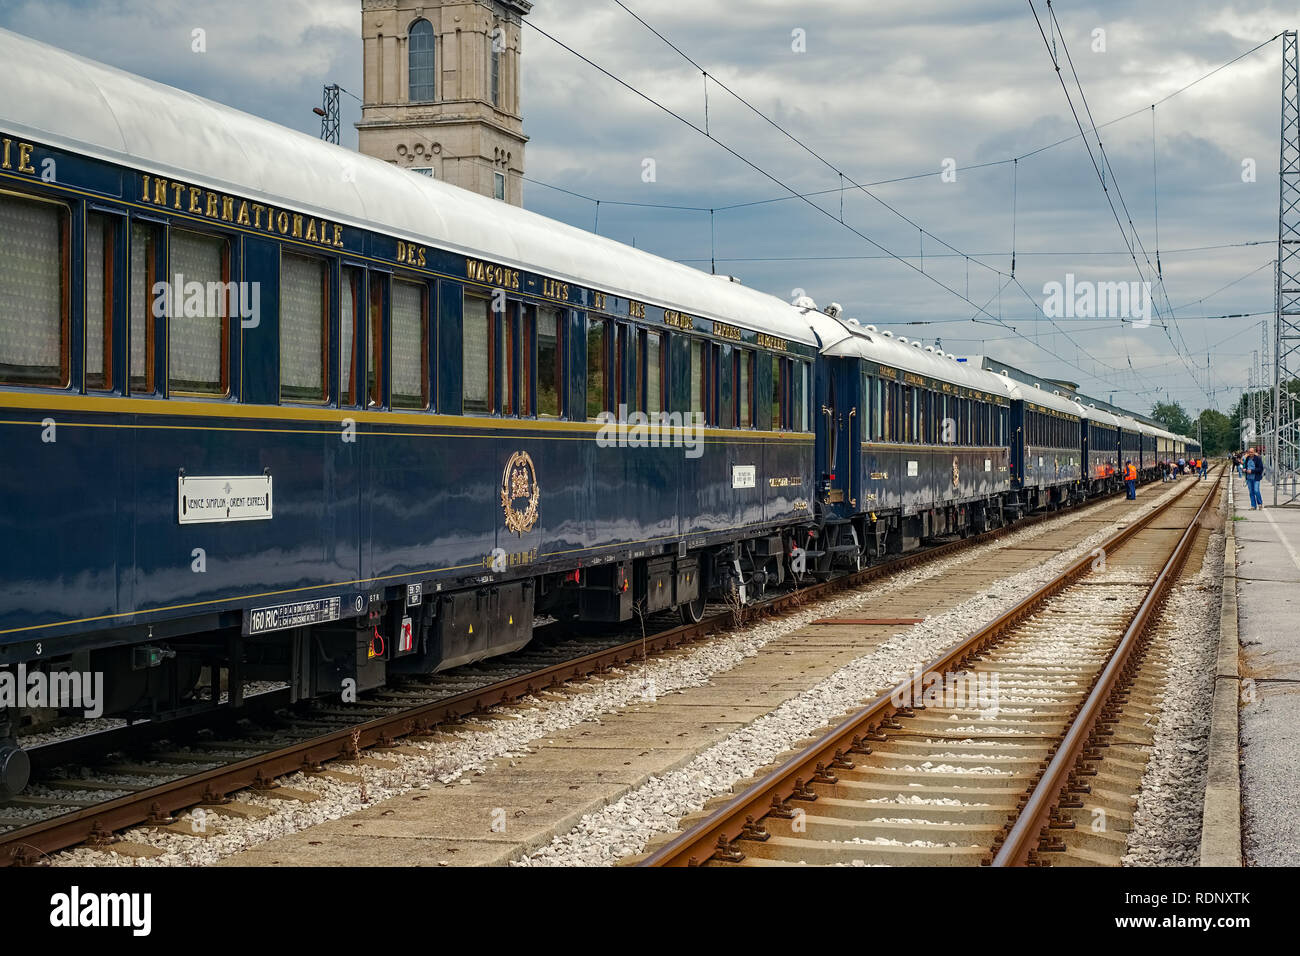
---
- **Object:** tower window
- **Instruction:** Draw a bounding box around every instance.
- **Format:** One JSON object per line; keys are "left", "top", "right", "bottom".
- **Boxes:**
{"left": 489, "top": 30, "right": 501, "bottom": 106}
{"left": 494, "top": 172, "right": 505, "bottom": 201}
{"left": 409, "top": 19, "right": 435, "bottom": 103}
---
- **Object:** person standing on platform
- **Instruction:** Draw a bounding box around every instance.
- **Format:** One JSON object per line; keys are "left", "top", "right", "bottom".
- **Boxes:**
{"left": 1243, "top": 448, "right": 1265, "bottom": 510}
{"left": 1200, "top": 456, "right": 1208, "bottom": 479}
{"left": 1124, "top": 459, "right": 1138, "bottom": 499}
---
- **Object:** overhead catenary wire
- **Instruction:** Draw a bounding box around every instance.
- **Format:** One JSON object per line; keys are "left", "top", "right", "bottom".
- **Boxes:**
{"left": 1029, "top": 0, "right": 1215, "bottom": 404}
{"left": 528, "top": 15, "right": 1137, "bottom": 395}
{"left": 517, "top": 6, "right": 1280, "bottom": 407}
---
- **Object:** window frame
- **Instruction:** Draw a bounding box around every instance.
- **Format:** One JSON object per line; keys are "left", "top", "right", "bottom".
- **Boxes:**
{"left": 535, "top": 304, "right": 563, "bottom": 419}
{"left": 389, "top": 274, "right": 430, "bottom": 410}
{"left": 166, "top": 226, "right": 231, "bottom": 399}
{"left": 84, "top": 210, "right": 116, "bottom": 392}
{"left": 462, "top": 289, "right": 494, "bottom": 416}
{"left": 586, "top": 314, "right": 610, "bottom": 421}
{"left": 0, "top": 188, "right": 72, "bottom": 390}
{"left": 278, "top": 250, "right": 331, "bottom": 406}
{"left": 340, "top": 265, "right": 364, "bottom": 408}
{"left": 367, "top": 272, "right": 387, "bottom": 409}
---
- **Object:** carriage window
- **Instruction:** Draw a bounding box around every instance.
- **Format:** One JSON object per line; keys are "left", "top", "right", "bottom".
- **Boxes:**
{"left": 129, "top": 223, "right": 155, "bottom": 392}
{"left": 717, "top": 344, "right": 736, "bottom": 427}
{"left": 586, "top": 316, "right": 609, "bottom": 419}
{"left": 792, "top": 360, "right": 807, "bottom": 432}
{"left": 500, "top": 303, "right": 516, "bottom": 415}
{"left": 738, "top": 349, "right": 751, "bottom": 427}
{"left": 463, "top": 292, "right": 491, "bottom": 414}
{"left": 168, "top": 230, "right": 228, "bottom": 397}
{"left": 368, "top": 276, "right": 384, "bottom": 407}
{"left": 691, "top": 340, "right": 706, "bottom": 422}
{"left": 626, "top": 327, "right": 642, "bottom": 415}
{"left": 646, "top": 331, "right": 663, "bottom": 415}
{"left": 615, "top": 325, "right": 630, "bottom": 414}
{"left": 537, "top": 307, "right": 562, "bottom": 418}
{"left": 519, "top": 308, "right": 532, "bottom": 417}
{"left": 902, "top": 386, "right": 913, "bottom": 444}
{"left": 391, "top": 278, "right": 428, "bottom": 409}
{"left": 85, "top": 213, "right": 114, "bottom": 391}
{"left": 341, "top": 267, "right": 362, "bottom": 405}
{"left": 866, "top": 376, "right": 878, "bottom": 441}
{"left": 774, "top": 356, "right": 785, "bottom": 430}
{"left": 882, "top": 380, "right": 895, "bottom": 441}
{"left": 280, "top": 253, "right": 328, "bottom": 403}
{"left": 0, "top": 194, "right": 69, "bottom": 387}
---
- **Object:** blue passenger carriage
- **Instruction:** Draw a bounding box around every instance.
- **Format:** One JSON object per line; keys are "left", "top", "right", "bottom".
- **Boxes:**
{"left": 0, "top": 29, "right": 819, "bottom": 783}
{"left": 1004, "top": 381, "right": 1084, "bottom": 511}
{"left": 805, "top": 311, "right": 1011, "bottom": 562}
{"left": 1079, "top": 402, "right": 1122, "bottom": 495}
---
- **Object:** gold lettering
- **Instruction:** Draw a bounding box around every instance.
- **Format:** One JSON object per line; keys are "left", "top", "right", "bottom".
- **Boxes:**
{"left": 251, "top": 203, "right": 265, "bottom": 229}
{"left": 333, "top": 224, "right": 344, "bottom": 248}
{"left": 188, "top": 186, "right": 203, "bottom": 214}
{"left": 17, "top": 142, "right": 34, "bottom": 175}
{"left": 154, "top": 178, "right": 169, "bottom": 206}
{"left": 397, "top": 242, "right": 407, "bottom": 264}
{"left": 205, "top": 192, "right": 219, "bottom": 218}
{"left": 305, "top": 219, "right": 317, "bottom": 242}
{"left": 140, "top": 173, "right": 149, "bottom": 201}
{"left": 276, "top": 211, "right": 289, "bottom": 234}
{"left": 1, "top": 138, "right": 10, "bottom": 170}
{"left": 292, "top": 214, "right": 303, "bottom": 239}
{"left": 222, "top": 196, "right": 235, "bottom": 222}
{"left": 417, "top": 247, "right": 426, "bottom": 267}
{"left": 712, "top": 321, "right": 742, "bottom": 341}
{"left": 170, "top": 182, "right": 184, "bottom": 209}
{"left": 664, "top": 310, "right": 693, "bottom": 331}
{"left": 237, "top": 201, "right": 251, "bottom": 226}
{"left": 629, "top": 300, "right": 646, "bottom": 319}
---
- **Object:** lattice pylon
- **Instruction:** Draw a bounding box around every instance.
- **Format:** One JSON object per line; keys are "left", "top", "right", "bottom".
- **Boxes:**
{"left": 1274, "top": 31, "right": 1300, "bottom": 503}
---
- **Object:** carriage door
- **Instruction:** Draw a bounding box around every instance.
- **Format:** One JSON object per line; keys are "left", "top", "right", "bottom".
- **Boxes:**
{"left": 819, "top": 357, "right": 856, "bottom": 515}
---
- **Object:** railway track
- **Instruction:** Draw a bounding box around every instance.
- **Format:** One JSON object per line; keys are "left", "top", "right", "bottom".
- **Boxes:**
{"left": 638, "top": 469, "right": 1222, "bottom": 867}
{"left": 0, "top": 482, "right": 1148, "bottom": 866}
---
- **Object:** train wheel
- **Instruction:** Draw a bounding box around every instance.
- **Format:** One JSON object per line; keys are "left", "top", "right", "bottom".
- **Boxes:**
{"left": 680, "top": 593, "right": 707, "bottom": 625}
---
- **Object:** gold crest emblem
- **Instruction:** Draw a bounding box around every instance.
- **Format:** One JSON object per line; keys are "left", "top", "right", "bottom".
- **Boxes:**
{"left": 952, "top": 456, "right": 960, "bottom": 487}
{"left": 501, "top": 451, "right": 540, "bottom": 536}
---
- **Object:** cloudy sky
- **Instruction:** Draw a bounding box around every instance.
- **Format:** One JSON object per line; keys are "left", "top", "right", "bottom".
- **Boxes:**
{"left": 1, "top": 0, "right": 1291, "bottom": 415}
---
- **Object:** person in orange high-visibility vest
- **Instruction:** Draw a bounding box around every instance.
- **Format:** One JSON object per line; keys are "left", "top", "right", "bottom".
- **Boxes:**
{"left": 1124, "top": 459, "right": 1138, "bottom": 499}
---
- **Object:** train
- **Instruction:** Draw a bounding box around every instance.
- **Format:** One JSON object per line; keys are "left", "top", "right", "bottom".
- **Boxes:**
{"left": 0, "top": 28, "right": 1201, "bottom": 795}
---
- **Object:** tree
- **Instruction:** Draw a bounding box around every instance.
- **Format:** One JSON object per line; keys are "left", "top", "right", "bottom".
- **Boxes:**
{"left": 1198, "top": 409, "right": 1233, "bottom": 456}
{"left": 1150, "top": 400, "right": 1192, "bottom": 436}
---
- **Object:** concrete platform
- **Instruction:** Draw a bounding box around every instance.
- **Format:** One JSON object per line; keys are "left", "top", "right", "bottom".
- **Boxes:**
{"left": 1230, "top": 471, "right": 1300, "bottom": 866}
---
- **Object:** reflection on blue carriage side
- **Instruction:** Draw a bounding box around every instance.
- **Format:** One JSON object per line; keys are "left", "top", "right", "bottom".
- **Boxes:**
{"left": 0, "top": 28, "right": 1204, "bottom": 788}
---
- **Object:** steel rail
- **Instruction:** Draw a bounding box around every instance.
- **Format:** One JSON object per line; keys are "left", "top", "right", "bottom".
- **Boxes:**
{"left": 638, "top": 474, "right": 1216, "bottom": 867}
{"left": 0, "top": 484, "right": 1127, "bottom": 866}
{"left": 991, "top": 472, "right": 1222, "bottom": 865}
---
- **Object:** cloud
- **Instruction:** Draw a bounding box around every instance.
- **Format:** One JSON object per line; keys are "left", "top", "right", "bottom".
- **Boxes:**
{"left": 1, "top": 0, "right": 1285, "bottom": 412}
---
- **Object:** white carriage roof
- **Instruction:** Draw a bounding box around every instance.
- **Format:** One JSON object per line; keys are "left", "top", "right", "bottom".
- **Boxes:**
{"left": 995, "top": 377, "right": 1084, "bottom": 416}
{"left": 0, "top": 28, "right": 817, "bottom": 347}
{"left": 1075, "top": 402, "right": 1122, "bottom": 428}
{"left": 811, "top": 315, "right": 1012, "bottom": 395}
